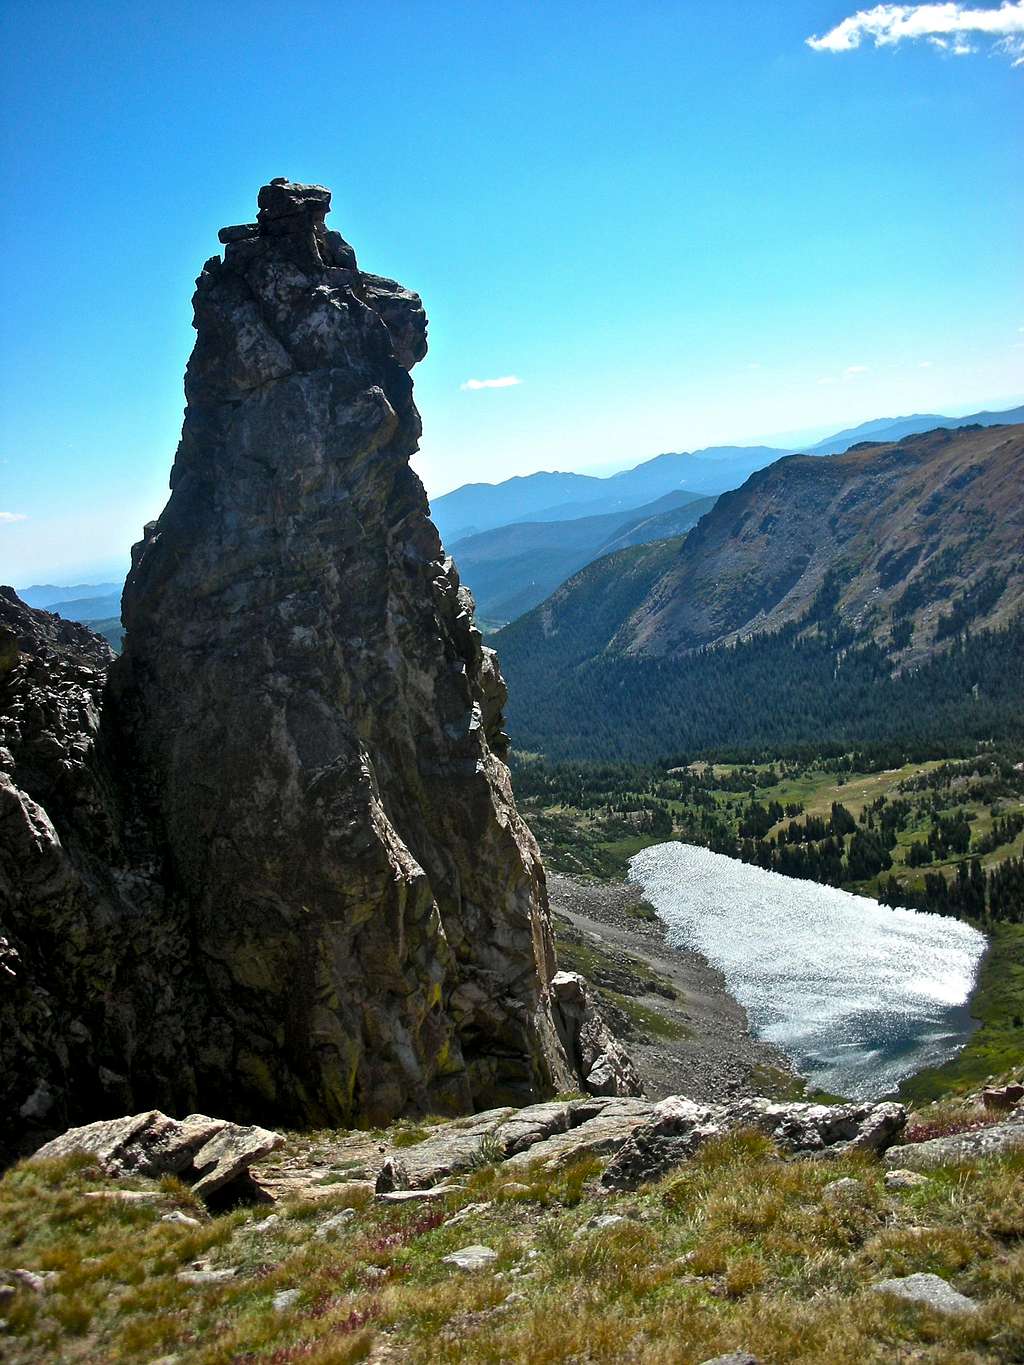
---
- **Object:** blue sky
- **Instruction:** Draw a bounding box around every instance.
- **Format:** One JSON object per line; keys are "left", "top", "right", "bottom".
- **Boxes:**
{"left": 1, "top": 0, "right": 1022, "bottom": 584}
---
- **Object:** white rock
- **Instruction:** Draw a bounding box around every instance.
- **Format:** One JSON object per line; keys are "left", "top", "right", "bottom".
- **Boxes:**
{"left": 872, "top": 1272, "right": 977, "bottom": 1315}
{"left": 272, "top": 1288, "right": 300, "bottom": 1312}
{"left": 175, "top": 1268, "right": 238, "bottom": 1286}
{"left": 441, "top": 1244, "right": 498, "bottom": 1271}
{"left": 161, "top": 1210, "right": 202, "bottom": 1226}
{"left": 823, "top": 1177, "right": 863, "bottom": 1199}
{"left": 377, "top": 1183, "right": 461, "bottom": 1203}
{"left": 885, "top": 1168, "right": 929, "bottom": 1190}
{"left": 314, "top": 1208, "right": 358, "bottom": 1239}
{"left": 444, "top": 1201, "right": 493, "bottom": 1226}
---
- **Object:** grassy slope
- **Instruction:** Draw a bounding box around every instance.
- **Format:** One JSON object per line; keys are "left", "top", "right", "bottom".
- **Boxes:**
{"left": 900, "top": 923, "right": 1024, "bottom": 1103}
{"left": 2, "top": 1133, "right": 1022, "bottom": 1363}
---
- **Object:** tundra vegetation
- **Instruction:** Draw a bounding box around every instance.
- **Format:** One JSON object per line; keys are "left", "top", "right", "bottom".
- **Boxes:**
{"left": 2, "top": 1110, "right": 1022, "bottom": 1364}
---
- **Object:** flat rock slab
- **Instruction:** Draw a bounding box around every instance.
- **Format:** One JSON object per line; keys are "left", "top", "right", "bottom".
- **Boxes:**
{"left": 442, "top": 1244, "right": 498, "bottom": 1271}
{"left": 872, "top": 1272, "right": 977, "bottom": 1315}
{"left": 376, "top": 1098, "right": 655, "bottom": 1190}
{"left": 883, "top": 1121, "right": 1024, "bottom": 1170}
{"left": 375, "top": 1109, "right": 516, "bottom": 1192}
{"left": 377, "top": 1184, "right": 462, "bottom": 1203}
{"left": 505, "top": 1101, "right": 655, "bottom": 1172}
{"left": 30, "top": 1110, "right": 283, "bottom": 1200}
{"left": 175, "top": 1268, "right": 239, "bottom": 1286}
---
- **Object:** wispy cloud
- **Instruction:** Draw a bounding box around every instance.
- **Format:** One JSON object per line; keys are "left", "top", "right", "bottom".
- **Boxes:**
{"left": 918, "top": 359, "right": 934, "bottom": 367}
{"left": 817, "top": 364, "right": 871, "bottom": 385}
{"left": 460, "top": 375, "right": 523, "bottom": 391}
{"left": 0, "top": 511, "right": 28, "bottom": 524}
{"left": 807, "top": 2, "right": 1024, "bottom": 65}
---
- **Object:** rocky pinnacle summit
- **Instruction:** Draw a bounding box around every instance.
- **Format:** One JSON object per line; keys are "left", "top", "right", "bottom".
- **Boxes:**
{"left": 0, "top": 181, "right": 637, "bottom": 1149}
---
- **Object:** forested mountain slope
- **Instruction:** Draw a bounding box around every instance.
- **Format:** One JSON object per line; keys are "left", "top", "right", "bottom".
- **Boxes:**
{"left": 494, "top": 424, "right": 1024, "bottom": 760}
{"left": 617, "top": 423, "right": 1024, "bottom": 661}
{"left": 450, "top": 490, "right": 715, "bottom": 625}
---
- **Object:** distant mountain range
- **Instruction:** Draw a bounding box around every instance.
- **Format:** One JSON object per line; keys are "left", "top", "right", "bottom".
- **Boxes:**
{"left": 16, "top": 582, "right": 120, "bottom": 610}
{"left": 431, "top": 404, "right": 1023, "bottom": 546}
{"left": 13, "top": 584, "right": 124, "bottom": 650}
{"left": 451, "top": 489, "right": 716, "bottom": 626}
{"left": 431, "top": 446, "right": 787, "bottom": 543}
{"left": 440, "top": 404, "right": 1023, "bottom": 630}
{"left": 494, "top": 421, "right": 1024, "bottom": 760}
{"left": 801, "top": 404, "right": 1024, "bottom": 456}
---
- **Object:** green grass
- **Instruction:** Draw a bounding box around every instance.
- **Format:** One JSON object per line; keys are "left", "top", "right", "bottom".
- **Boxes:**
{"left": 900, "top": 923, "right": 1024, "bottom": 1103}
{"left": 606, "top": 990, "right": 690, "bottom": 1041}
{"left": 3, "top": 1126, "right": 1022, "bottom": 1363}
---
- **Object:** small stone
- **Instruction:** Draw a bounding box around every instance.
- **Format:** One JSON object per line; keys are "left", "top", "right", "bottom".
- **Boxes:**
{"left": 697, "top": 1354, "right": 761, "bottom": 1365}
{"left": 444, "top": 1201, "right": 493, "bottom": 1226}
{"left": 10, "top": 1269, "right": 56, "bottom": 1293}
{"left": 314, "top": 1208, "right": 357, "bottom": 1239}
{"left": 504, "top": 1291, "right": 526, "bottom": 1303}
{"left": 377, "top": 1183, "right": 461, "bottom": 1203}
{"left": 872, "top": 1272, "right": 977, "bottom": 1315}
{"left": 272, "top": 1288, "right": 300, "bottom": 1312}
{"left": 161, "top": 1210, "right": 202, "bottom": 1226}
{"left": 441, "top": 1244, "right": 498, "bottom": 1271}
{"left": 175, "top": 1268, "right": 238, "bottom": 1285}
{"left": 573, "top": 1213, "right": 628, "bottom": 1239}
{"left": 823, "top": 1177, "right": 863, "bottom": 1199}
{"left": 885, "top": 1168, "right": 929, "bottom": 1190}
{"left": 83, "top": 1189, "right": 162, "bottom": 1202}
{"left": 244, "top": 1214, "right": 281, "bottom": 1235}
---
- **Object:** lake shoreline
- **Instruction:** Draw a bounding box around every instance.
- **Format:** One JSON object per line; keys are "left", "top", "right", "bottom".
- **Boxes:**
{"left": 547, "top": 871, "right": 806, "bottom": 1102}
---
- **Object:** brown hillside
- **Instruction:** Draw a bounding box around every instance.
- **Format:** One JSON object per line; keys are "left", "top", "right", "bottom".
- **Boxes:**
{"left": 616, "top": 423, "right": 1024, "bottom": 662}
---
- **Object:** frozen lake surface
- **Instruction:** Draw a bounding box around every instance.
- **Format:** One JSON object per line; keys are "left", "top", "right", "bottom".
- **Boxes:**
{"left": 629, "top": 842, "right": 988, "bottom": 1098}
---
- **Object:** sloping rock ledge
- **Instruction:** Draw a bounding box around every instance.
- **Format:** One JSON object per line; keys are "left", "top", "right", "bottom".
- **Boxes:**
{"left": 30, "top": 1094, "right": 908, "bottom": 1204}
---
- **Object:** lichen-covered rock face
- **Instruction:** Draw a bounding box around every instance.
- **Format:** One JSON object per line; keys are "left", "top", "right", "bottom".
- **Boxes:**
{"left": 103, "top": 179, "right": 576, "bottom": 1127}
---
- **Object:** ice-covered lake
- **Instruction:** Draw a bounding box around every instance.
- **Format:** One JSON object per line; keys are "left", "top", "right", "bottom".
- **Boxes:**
{"left": 629, "top": 842, "right": 988, "bottom": 1098}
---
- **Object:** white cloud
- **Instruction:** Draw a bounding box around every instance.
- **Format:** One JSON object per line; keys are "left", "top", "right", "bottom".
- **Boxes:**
{"left": 0, "top": 511, "right": 28, "bottom": 524}
{"left": 459, "top": 375, "right": 523, "bottom": 391}
{"left": 918, "top": 359, "right": 934, "bottom": 367}
{"left": 844, "top": 364, "right": 870, "bottom": 375}
{"left": 807, "top": 2, "right": 1024, "bottom": 63}
{"left": 817, "top": 376, "right": 837, "bottom": 385}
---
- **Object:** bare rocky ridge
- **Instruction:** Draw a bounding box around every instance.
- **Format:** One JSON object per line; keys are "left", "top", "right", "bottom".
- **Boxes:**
{"left": 0, "top": 179, "right": 636, "bottom": 1154}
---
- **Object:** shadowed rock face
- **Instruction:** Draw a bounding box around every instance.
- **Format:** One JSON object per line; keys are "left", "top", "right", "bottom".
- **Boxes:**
{"left": 1, "top": 180, "right": 599, "bottom": 1150}
{"left": 107, "top": 179, "right": 576, "bottom": 1125}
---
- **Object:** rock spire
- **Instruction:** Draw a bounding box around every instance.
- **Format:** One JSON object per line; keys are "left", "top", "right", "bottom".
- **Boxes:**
{"left": 2, "top": 180, "right": 633, "bottom": 1150}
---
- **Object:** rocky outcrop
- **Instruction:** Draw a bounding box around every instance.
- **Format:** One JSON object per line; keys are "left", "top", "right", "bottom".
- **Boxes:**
{"left": 374, "top": 1092, "right": 906, "bottom": 1192}
{"left": 1, "top": 180, "right": 630, "bottom": 1151}
{"left": 882, "top": 1117, "right": 1024, "bottom": 1170}
{"left": 601, "top": 1095, "right": 906, "bottom": 1190}
{"left": 30, "top": 1111, "right": 282, "bottom": 1200}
